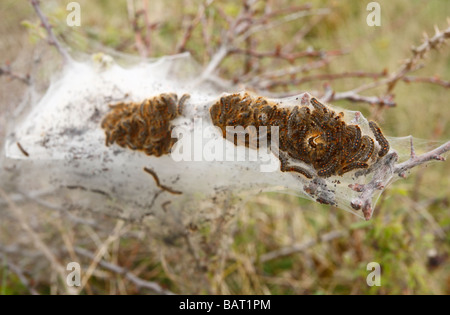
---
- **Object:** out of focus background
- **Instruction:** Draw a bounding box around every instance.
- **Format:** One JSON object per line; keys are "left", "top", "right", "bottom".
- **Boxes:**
{"left": 0, "top": 0, "right": 449, "bottom": 294}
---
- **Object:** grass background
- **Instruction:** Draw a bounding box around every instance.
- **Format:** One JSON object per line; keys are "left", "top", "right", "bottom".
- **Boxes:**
{"left": 0, "top": 0, "right": 449, "bottom": 294}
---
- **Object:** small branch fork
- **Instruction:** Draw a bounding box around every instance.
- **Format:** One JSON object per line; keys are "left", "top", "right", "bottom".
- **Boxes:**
{"left": 30, "top": 0, "right": 71, "bottom": 63}
{"left": 0, "top": 65, "right": 31, "bottom": 85}
{"left": 192, "top": 2, "right": 449, "bottom": 107}
{"left": 386, "top": 24, "right": 450, "bottom": 93}
{"left": 349, "top": 140, "right": 450, "bottom": 220}
{"left": 395, "top": 140, "right": 450, "bottom": 177}
{"left": 326, "top": 24, "right": 450, "bottom": 107}
{"left": 196, "top": 1, "right": 332, "bottom": 84}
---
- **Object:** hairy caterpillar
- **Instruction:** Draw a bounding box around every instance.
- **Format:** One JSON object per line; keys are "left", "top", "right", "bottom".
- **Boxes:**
{"left": 210, "top": 93, "right": 390, "bottom": 178}
{"left": 101, "top": 92, "right": 390, "bottom": 179}
{"left": 101, "top": 93, "right": 190, "bottom": 157}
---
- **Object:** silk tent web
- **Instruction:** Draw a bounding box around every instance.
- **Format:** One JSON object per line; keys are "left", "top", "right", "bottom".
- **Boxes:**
{"left": 1, "top": 52, "right": 447, "bottom": 227}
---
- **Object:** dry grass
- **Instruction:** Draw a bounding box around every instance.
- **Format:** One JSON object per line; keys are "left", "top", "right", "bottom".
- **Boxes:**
{"left": 0, "top": 0, "right": 449, "bottom": 295}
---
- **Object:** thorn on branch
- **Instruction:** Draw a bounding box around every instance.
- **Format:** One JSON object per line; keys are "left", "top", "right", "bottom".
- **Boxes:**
{"left": 386, "top": 24, "right": 450, "bottom": 93}
{"left": 395, "top": 140, "right": 450, "bottom": 177}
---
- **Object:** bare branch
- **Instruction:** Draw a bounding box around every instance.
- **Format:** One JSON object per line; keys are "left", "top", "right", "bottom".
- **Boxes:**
{"left": 326, "top": 24, "right": 449, "bottom": 108}
{"left": 386, "top": 25, "right": 450, "bottom": 93}
{"left": 261, "top": 70, "right": 387, "bottom": 90}
{"left": 127, "top": 0, "right": 150, "bottom": 58}
{"left": 74, "top": 247, "right": 175, "bottom": 295}
{"left": 326, "top": 90, "right": 396, "bottom": 107}
{"left": 246, "top": 56, "right": 343, "bottom": 87}
{"left": 197, "top": 3, "right": 331, "bottom": 85}
{"left": 403, "top": 75, "right": 450, "bottom": 88}
{"left": 0, "top": 252, "right": 40, "bottom": 295}
{"left": 395, "top": 140, "right": 450, "bottom": 177}
{"left": 0, "top": 65, "right": 31, "bottom": 85}
{"left": 30, "top": 0, "right": 71, "bottom": 63}
{"left": 0, "top": 188, "right": 75, "bottom": 294}
{"left": 351, "top": 140, "right": 450, "bottom": 220}
{"left": 176, "top": 4, "right": 208, "bottom": 53}
{"left": 229, "top": 47, "right": 345, "bottom": 61}
{"left": 257, "top": 230, "right": 345, "bottom": 263}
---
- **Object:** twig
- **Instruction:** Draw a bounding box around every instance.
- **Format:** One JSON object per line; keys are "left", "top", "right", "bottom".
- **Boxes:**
{"left": 0, "top": 252, "right": 40, "bottom": 295}
{"left": 326, "top": 90, "right": 396, "bottom": 107}
{"left": 403, "top": 75, "right": 450, "bottom": 88}
{"left": 143, "top": 167, "right": 182, "bottom": 195}
{"left": 0, "top": 187, "right": 75, "bottom": 294}
{"left": 326, "top": 23, "right": 449, "bottom": 108}
{"left": 351, "top": 153, "right": 398, "bottom": 220}
{"left": 176, "top": 4, "right": 208, "bottom": 53}
{"left": 200, "top": 4, "right": 214, "bottom": 61}
{"left": 246, "top": 56, "right": 342, "bottom": 87}
{"left": 0, "top": 65, "right": 31, "bottom": 85}
{"left": 142, "top": 0, "right": 152, "bottom": 54}
{"left": 395, "top": 140, "right": 450, "bottom": 177}
{"left": 240, "top": 8, "right": 331, "bottom": 42}
{"left": 258, "top": 230, "right": 345, "bottom": 263}
{"left": 30, "top": 0, "right": 71, "bottom": 63}
{"left": 386, "top": 25, "right": 450, "bottom": 93}
{"left": 261, "top": 70, "right": 387, "bottom": 90}
{"left": 78, "top": 220, "right": 126, "bottom": 292}
{"left": 127, "top": 0, "right": 156, "bottom": 58}
{"left": 197, "top": 2, "right": 330, "bottom": 84}
{"left": 0, "top": 189, "right": 55, "bottom": 206}
{"left": 257, "top": 4, "right": 312, "bottom": 21}
{"left": 18, "top": 190, "right": 98, "bottom": 226}
{"left": 230, "top": 47, "right": 345, "bottom": 61}
{"left": 351, "top": 140, "right": 450, "bottom": 220}
{"left": 74, "top": 247, "right": 175, "bottom": 295}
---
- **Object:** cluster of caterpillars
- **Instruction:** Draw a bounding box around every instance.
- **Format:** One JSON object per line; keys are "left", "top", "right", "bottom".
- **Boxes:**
{"left": 101, "top": 93, "right": 189, "bottom": 157}
{"left": 209, "top": 93, "right": 390, "bottom": 179}
{"left": 101, "top": 92, "right": 390, "bottom": 179}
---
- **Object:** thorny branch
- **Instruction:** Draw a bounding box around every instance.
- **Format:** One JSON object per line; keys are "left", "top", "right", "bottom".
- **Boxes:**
{"left": 17, "top": 3, "right": 450, "bottom": 218}
{"left": 30, "top": 0, "right": 71, "bottom": 63}
{"left": 395, "top": 140, "right": 450, "bottom": 177}
{"left": 350, "top": 140, "right": 450, "bottom": 220}
{"left": 186, "top": 1, "right": 449, "bottom": 107}
{"left": 1, "top": 0, "right": 447, "bottom": 294}
{"left": 326, "top": 24, "right": 450, "bottom": 106}
{"left": 196, "top": 1, "right": 331, "bottom": 83}
{"left": 386, "top": 25, "right": 450, "bottom": 93}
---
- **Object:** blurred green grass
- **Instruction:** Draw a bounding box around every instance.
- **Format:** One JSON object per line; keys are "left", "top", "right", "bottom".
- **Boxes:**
{"left": 0, "top": 0, "right": 449, "bottom": 295}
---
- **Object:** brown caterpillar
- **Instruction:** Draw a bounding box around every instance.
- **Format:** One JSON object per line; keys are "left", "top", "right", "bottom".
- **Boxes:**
{"left": 101, "top": 92, "right": 390, "bottom": 180}
{"left": 101, "top": 93, "right": 190, "bottom": 157}
{"left": 210, "top": 93, "right": 390, "bottom": 178}
{"left": 369, "top": 121, "right": 390, "bottom": 157}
